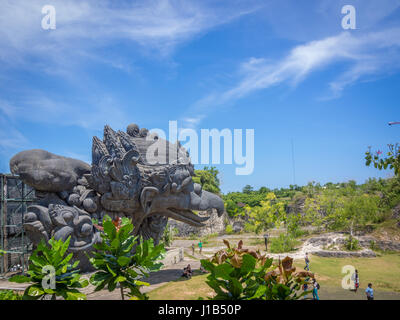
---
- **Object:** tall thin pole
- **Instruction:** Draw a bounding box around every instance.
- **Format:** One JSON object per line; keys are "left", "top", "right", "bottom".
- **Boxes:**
{"left": 291, "top": 139, "right": 296, "bottom": 186}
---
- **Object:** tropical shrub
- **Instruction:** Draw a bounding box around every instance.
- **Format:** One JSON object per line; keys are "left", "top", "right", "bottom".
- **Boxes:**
{"left": 89, "top": 215, "right": 165, "bottom": 300}
{"left": 343, "top": 236, "right": 360, "bottom": 251}
{"left": 9, "top": 237, "right": 88, "bottom": 300}
{"left": 200, "top": 240, "right": 313, "bottom": 300}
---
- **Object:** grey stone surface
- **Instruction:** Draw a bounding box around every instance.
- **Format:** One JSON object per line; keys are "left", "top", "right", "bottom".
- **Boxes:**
{"left": 10, "top": 123, "right": 225, "bottom": 271}
{"left": 314, "top": 249, "right": 376, "bottom": 258}
{"left": 169, "top": 209, "right": 227, "bottom": 237}
{"left": 10, "top": 149, "right": 91, "bottom": 192}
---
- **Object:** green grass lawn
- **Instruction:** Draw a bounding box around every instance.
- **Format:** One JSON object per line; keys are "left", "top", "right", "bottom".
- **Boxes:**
{"left": 147, "top": 254, "right": 400, "bottom": 300}
{"left": 295, "top": 253, "right": 400, "bottom": 293}
{"left": 147, "top": 271, "right": 213, "bottom": 300}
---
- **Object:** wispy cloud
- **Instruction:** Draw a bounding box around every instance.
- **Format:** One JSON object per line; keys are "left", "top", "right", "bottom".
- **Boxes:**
{"left": 183, "top": 28, "right": 400, "bottom": 126}
{"left": 0, "top": 0, "right": 261, "bottom": 140}
{"left": 0, "top": 0, "right": 260, "bottom": 69}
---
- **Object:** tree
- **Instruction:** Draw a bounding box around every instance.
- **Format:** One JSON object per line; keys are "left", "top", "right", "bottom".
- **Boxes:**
{"left": 193, "top": 166, "right": 221, "bottom": 194}
{"left": 331, "top": 193, "right": 380, "bottom": 241}
{"left": 304, "top": 187, "right": 381, "bottom": 241}
{"left": 89, "top": 215, "right": 165, "bottom": 300}
{"left": 246, "top": 193, "right": 286, "bottom": 234}
{"left": 365, "top": 143, "right": 400, "bottom": 176}
{"left": 242, "top": 185, "right": 254, "bottom": 194}
{"left": 10, "top": 237, "right": 88, "bottom": 300}
{"left": 258, "top": 186, "right": 270, "bottom": 193}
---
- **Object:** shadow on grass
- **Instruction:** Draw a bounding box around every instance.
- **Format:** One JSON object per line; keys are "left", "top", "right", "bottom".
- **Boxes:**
{"left": 145, "top": 268, "right": 208, "bottom": 286}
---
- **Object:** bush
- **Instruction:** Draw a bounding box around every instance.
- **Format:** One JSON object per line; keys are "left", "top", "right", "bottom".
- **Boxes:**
{"left": 369, "top": 240, "right": 378, "bottom": 251}
{"left": 89, "top": 215, "right": 165, "bottom": 300}
{"left": 343, "top": 236, "right": 361, "bottom": 251}
{"left": 200, "top": 240, "right": 313, "bottom": 300}
{"left": 269, "top": 234, "right": 298, "bottom": 253}
{"left": 10, "top": 236, "right": 88, "bottom": 300}
{"left": 225, "top": 224, "right": 234, "bottom": 234}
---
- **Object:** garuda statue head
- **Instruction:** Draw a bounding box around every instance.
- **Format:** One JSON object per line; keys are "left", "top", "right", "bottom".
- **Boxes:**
{"left": 10, "top": 123, "right": 224, "bottom": 270}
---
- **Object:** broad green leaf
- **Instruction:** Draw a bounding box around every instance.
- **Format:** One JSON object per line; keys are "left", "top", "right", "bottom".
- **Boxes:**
{"left": 117, "top": 256, "right": 131, "bottom": 267}
{"left": 27, "top": 285, "right": 44, "bottom": 297}
{"left": 103, "top": 220, "right": 116, "bottom": 239}
{"left": 115, "top": 275, "right": 127, "bottom": 283}
{"left": 240, "top": 254, "right": 256, "bottom": 275}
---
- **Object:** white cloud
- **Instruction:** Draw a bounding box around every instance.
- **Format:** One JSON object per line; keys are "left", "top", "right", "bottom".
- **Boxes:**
{"left": 183, "top": 28, "right": 400, "bottom": 126}
{"left": 0, "top": 0, "right": 259, "bottom": 69}
{"left": 0, "top": 0, "right": 261, "bottom": 136}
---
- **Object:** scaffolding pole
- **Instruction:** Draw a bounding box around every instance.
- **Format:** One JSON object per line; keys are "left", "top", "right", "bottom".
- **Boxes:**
{"left": 0, "top": 174, "right": 35, "bottom": 278}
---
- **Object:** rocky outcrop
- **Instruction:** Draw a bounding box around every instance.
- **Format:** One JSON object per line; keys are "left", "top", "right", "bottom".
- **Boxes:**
{"left": 314, "top": 249, "right": 376, "bottom": 258}
{"left": 303, "top": 232, "right": 400, "bottom": 256}
{"left": 358, "top": 236, "right": 400, "bottom": 251}
{"left": 169, "top": 209, "right": 227, "bottom": 237}
{"left": 392, "top": 203, "right": 400, "bottom": 219}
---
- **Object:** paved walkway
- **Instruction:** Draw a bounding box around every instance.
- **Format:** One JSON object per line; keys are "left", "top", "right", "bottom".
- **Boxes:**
{"left": 84, "top": 257, "right": 201, "bottom": 300}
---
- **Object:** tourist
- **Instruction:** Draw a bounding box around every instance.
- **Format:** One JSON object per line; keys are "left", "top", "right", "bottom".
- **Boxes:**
{"left": 263, "top": 233, "right": 269, "bottom": 251}
{"left": 353, "top": 269, "right": 359, "bottom": 293}
{"left": 198, "top": 240, "right": 203, "bottom": 254}
{"left": 191, "top": 243, "right": 195, "bottom": 255}
{"left": 304, "top": 252, "right": 310, "bottom": 271}
{"left": 365, "top": 283, "right": 374, "bottom": 300}
{"left": 182, "top": 264, "right": 193, "bottom": 279}
{"left": 312, "top": 278, "right": 320, "bottom": 300}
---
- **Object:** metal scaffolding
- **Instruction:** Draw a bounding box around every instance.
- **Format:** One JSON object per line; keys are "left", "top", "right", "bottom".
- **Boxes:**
{"left": 0, "top": 174, "right": 36, "bottom": 278}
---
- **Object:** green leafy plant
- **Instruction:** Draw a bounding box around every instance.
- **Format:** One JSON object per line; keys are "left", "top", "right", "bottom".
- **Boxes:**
{"left": 200, "top": 240, "right": 312, "bottom": 300}
{"left": 0, "top": 290, "right": 22, "bottom": 300}
{"left": 365, "top": 144, "right": 400, "bottom": 176}
{"left": 9, "top": 237, "right": 88, "bottom": 300}
{"left": 369, "top": 240, "right": 378, "bottom": 251}
{"left": 89, "top": 215, "right": 166, "bottom": 300}
{"left": 343, "top": 236, "right": 360, "bottom": 251}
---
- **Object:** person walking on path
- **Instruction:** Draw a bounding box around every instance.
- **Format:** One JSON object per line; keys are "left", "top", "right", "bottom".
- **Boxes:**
{"left": 312, "top": 278, "right": 320, "bottom": 300}
{"left": 198, "top": 240, "right": 203, "bottom": 254}
{"left": 304, "top": 253, "right": 310, "bottom": 271}
{"left": 365, "top": 283, "right": 374, "bottom": 300}
{"left": 353, "top": 269, "right": 360, "bottom": 293}
{"left": 191, "top": 243, "right": 195, "bottom": 255}
{"left": 263, "top": 233, "right": 269, "bottom": 251}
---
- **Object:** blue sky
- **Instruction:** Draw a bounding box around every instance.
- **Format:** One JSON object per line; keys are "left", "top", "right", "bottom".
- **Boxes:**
{"left": 1, "top": 0, "right": 400, "bottom": 193}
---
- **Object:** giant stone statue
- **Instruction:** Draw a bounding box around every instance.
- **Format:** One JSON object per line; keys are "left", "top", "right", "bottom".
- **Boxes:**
{"left": 10, "top": 124, "right": 224, "bottom": 270}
